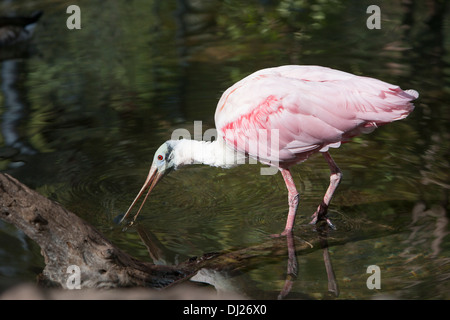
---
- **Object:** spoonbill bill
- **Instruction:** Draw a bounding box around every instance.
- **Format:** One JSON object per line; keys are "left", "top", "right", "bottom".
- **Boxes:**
{"left": 120, "top": 65, "right": 418, "bottom": 235}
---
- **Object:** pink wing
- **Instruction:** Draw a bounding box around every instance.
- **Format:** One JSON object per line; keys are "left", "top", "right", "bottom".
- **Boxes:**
{"left": 215, "top": 65, "right": 418, "bottom": 167}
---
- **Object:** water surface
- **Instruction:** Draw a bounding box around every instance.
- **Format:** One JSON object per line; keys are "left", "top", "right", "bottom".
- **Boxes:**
{"left": 0, "top": 0, "right": 449, "bottom": 299}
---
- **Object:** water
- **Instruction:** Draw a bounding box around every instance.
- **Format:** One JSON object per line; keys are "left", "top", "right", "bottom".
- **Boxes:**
{"left": 0, "top": 0, "right": 449, "bottom": 299}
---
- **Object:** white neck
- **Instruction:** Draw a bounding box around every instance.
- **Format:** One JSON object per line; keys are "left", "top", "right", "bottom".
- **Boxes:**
{"left": 170, "top": 138, "right": 246, "bottom": 169}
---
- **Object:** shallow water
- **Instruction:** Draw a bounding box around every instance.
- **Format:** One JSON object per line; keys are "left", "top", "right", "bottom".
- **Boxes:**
{"left": 0, "top": 0, "right": 449, "bottom": 299}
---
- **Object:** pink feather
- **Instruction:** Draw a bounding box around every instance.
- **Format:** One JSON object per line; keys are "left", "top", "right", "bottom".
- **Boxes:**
{"left": 215, "top": 65, "right": 417, "bottom": 167}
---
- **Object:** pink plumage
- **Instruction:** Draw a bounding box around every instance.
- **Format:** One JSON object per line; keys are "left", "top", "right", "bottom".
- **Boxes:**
{"left": 122, "top": 65, "right": 418, "bottom": 235}
{"left": 215, "top": 65, "right": 417, "bottom": 168}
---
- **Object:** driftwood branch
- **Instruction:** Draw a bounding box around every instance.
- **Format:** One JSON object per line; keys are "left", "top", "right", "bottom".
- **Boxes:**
{"left": 0, "top": 173, "right": 192, "bottom": 289}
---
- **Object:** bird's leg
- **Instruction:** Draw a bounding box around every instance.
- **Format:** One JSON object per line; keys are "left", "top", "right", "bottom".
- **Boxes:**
{"left": 310, "top": 152, "right": 341, "bottom": 229}
{"left": 280, "top": 168, "right": 299, "bottom": 236}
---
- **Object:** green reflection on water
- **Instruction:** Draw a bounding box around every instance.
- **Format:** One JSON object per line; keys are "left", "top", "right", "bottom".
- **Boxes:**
{"left": 0, "top": 0, "right": 449, "bottom": 298}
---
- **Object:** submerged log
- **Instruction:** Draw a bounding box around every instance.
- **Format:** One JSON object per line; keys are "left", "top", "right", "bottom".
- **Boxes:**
{"left": 0, "top": 173, "right": 191, "bottom": 289}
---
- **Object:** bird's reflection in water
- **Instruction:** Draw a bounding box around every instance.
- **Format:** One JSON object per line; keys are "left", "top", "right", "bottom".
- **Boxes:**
{"left": 318, "top": 225, "right": 339, "bottom": 298}
{"left": 277, "top": 232, "right": 299, "bottom": 299}
{"left": 278, "top": 225, "right": 339, "bottom": 299}
{"left": 134, "top": 223, "right": 340, "bottom": 299}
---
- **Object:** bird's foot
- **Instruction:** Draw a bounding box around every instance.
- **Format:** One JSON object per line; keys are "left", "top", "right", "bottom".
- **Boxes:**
{"left": 310, "top": 204, "right": 336, "bottom": 230}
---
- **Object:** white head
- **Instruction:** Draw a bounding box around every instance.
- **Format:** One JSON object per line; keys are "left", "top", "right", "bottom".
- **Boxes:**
{"left": 150, "top": 140, "right": 180, "bottom": 174}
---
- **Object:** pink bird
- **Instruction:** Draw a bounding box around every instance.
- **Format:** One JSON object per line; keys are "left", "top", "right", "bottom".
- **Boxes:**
{"left": 119, "top": 65, "right": 418, "bottom": 235}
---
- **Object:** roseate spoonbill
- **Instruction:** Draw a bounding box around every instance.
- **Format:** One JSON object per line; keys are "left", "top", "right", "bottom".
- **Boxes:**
{"left": 120, "top": 65, "right": 418, "bottom": 235}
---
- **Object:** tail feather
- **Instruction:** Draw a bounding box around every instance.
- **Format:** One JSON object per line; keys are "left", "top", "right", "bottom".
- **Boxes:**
{"left": 405, "top": 89, "right": 419, "bottom": 99}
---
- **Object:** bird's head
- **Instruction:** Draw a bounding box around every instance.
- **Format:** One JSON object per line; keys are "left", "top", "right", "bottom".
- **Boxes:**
{"left": 151, "top": 140, "right": 178, "bottom": 175}
{"left": 119, "top": 140, "right": 179, "bottom": 225}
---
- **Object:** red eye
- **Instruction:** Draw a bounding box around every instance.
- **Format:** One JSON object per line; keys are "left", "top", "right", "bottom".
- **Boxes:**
{"left": 157, "top": 155, "right": 163, "bottom": 161}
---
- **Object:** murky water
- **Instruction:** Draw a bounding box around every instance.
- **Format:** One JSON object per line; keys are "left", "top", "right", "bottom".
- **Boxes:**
{"left": 0, "top": 0, "right": 449, "bottom": 299}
